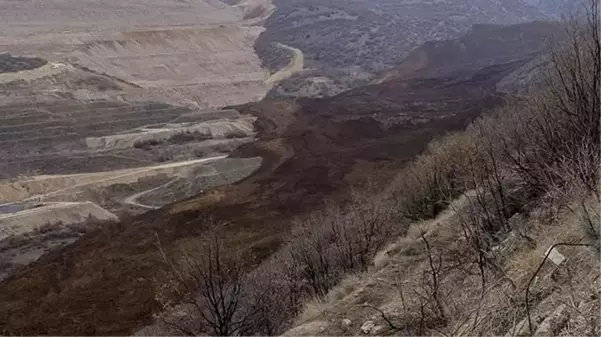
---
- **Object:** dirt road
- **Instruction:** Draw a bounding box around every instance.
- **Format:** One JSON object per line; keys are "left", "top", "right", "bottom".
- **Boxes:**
{"left": 122, "top": 178, "right": 179, "bottom": 210}
{"left": 265, "top": 42, "right": 304, "bottom": 88}
{"left": 23, "top": 155, "right": 228, "bottom": 202}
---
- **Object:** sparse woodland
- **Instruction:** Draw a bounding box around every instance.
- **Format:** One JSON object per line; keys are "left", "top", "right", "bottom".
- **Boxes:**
{"left": 143, "top": 2, "right": 600, "bottom": 335}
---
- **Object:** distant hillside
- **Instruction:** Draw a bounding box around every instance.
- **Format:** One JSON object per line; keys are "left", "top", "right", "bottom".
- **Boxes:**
{"left": 256, "top": 0, "right": 564, "bottom": 97}
{"left": 380, "top": 21, "right": 565, "bottom": 81}
{"left": 525, "top": 0, "right": 583, "bottom": 16}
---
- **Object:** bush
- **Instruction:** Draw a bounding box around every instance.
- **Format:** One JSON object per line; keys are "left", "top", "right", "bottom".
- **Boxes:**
{"left": 389, "top": 131, "right": 476, "bottom": 220}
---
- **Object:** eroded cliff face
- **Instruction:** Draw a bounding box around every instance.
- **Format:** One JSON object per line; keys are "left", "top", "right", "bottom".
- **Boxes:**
{"left": 0, "top": 0, "right": 274, "bottom": 107}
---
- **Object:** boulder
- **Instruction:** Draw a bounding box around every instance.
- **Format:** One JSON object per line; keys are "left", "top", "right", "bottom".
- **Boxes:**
{"left": 361, "top": 321, "right": 375, "bottom": 334}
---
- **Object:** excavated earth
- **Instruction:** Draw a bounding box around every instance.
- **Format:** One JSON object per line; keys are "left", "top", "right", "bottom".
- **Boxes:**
{"left": 0, "top": 10, "right": 564, "bottom": 335}
{"left": 0, "top": 49, "right": 540, "bottom": 335}
{"left": 0, "top": 0, "right": 278, "bottom": 216}
{"left": 0, "top": 0, "right": 273, "bottom": 108}
{"left": 0, "top": 0, "right": 283, "bottom": 296}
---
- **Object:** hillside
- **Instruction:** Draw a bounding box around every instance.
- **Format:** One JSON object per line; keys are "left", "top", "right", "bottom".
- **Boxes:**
{"left": 0, "top": 21, "right": 563, "bottom": 335}
{"left": 0, "top": 46, "right": 264, "bottom": 300}
{"left": 283, "top": 191, "right": 599, "bottom": 336}
{"left": 0, "top": 66, "right": 261, "bottom": 214}
{"left": 0, "top": 0, "right": 270, "bottom": 107}
{"left": 255, "top": 0, "right": 573, "bottom": 97}
{"left": 281, "top": 17, "right": 600, "bottom": 334}
{"left": 380, "top": 21, "right": 564, "bottom": 82}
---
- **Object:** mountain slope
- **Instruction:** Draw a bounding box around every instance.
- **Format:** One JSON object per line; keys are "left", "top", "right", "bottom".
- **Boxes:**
{"left": 256, "top": 0, "right": 565, "bottom": 97}
{"left": 380, "top": 21, "right": 564, "bottom": 81}
{"left": 0, "top": 22, "right": 561, "bottom": 335}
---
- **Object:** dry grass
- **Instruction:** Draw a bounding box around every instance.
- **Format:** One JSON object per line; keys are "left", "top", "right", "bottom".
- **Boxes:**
{"left": 294, "top": 273, "right": 364, "bottom": 326}
{"left": 286, "top": 187, "right": 600, "bottom": 336}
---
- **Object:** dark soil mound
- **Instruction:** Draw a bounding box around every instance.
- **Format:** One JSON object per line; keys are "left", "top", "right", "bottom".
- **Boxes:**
{"left": 0, "top": 53, "right": 47, "bottom": 73}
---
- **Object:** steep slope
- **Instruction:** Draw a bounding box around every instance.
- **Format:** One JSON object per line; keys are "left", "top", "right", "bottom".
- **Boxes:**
{"left": 0, "top": 21, "right": 554, "bottom": 334}
{"left": 380, "top": 21, "right": 564, "bottom": 82}
{"left": 0, "top": 51, "right": 262, "bottom": 218}
{"left": 283, "top": 192, "right": 599, "bottom": 336}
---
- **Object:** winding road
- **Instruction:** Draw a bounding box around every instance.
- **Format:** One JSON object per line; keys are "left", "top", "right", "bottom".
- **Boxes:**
{"left": 265, "top": 42, "right": 304, "bottom": 88}
{"left": 123, "top": 177, "right": 180, "bottom": 210}
{"left": 122, "top": 159, "right": 262, "bottom": 210}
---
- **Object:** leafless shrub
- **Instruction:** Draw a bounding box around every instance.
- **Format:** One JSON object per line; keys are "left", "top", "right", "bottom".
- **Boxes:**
{"left": 288, "top": 212, "right": 340, "bottom": 297}
{"left": 286, "top": 7, "right": 600, "bottom": 334}
{"left": 150, "top": 5, "right": 601, "bottom": 335}
{"left": 158, "top": 220, "right": 259, "bottom": 336}
{"left": 370, "top": 215, "right": 533, "bottom": 336}
{"left": 486, "top": 1, "right": 599, "bottom": 247}
{"left": 288, "top": 188, "right": 400, "bottom": 297}
{"left": 390, "top": 131, "right": 476, "bottom": 220}
{"left": 496, "top": 1, "right": 599, "bottom": 201}
{"left": 241, "top": 260, "right": 299, "bottom": 335}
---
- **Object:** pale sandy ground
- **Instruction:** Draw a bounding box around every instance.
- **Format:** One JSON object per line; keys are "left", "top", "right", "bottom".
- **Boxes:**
{"left": 0, "top": 156, "right": 227, "bottom": 203}
{"left": 0, "top": 62, "right": 73, "bottom": 84}
{"left": 122, "top": 156, "right": 262, "bottom": 209}
{"left": 0, "top": 201, "right": 117, "bottom": 240}
{"left": 0, "top": 0, "right": 274, "bottom": 107}
{"left": 0, "top": 0, "right": 293, "bottom": 270}
{"left": 0, "top": 156, "right": 228, "bottom": 242}
{"left": 85, "top": 116, "right": 257, "bottom": 150}
{"left": 122, "top": 178, "right": 180, "bottom": 210}
{"left": 265, "top": 42, "right": 305, "bottom": 89}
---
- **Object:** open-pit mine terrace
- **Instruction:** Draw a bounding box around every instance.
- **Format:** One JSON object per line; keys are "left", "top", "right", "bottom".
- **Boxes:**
{"left": 0, "top": 0, "right": 274, "bottom": 107}
{"left": 0, "top": 0, "right": 284, "bottom": 285}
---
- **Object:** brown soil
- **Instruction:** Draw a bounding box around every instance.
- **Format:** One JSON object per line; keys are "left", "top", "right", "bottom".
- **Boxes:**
{"left": 0, "top": 61, "right": 521, "bottom": 335}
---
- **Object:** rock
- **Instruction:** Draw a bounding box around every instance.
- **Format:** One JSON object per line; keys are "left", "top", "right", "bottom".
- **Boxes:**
{"left": 341, "top": 318, "right": 352, "bottom": 329}
{"left": 545, "top": 246, "right": 566, "bottom": 265}
{"left": 534, "top": 304, "right": 568, "bottom": 336}
{"left": 372, "top": 325, "right": 386, "bottom": 334}
{"left": 361, "top": 321, "right": 375, "bottom": 334}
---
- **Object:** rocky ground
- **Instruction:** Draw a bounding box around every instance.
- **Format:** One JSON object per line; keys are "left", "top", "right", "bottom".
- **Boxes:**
{"left": 284, "top": 193, "right": 600, "bottom": 336}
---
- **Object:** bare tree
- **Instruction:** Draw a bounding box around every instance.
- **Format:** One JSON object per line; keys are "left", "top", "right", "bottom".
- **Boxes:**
{"left": 501, "top": 0, "right": 600, "bottom": 200}
{"left": 346, "top": 188, "right": 397, "bottom": 270}
{"left": 157, "top": 220, "right": 257, "bottom": 336}
{"left": 288, "top": 212, "right": 339, "bottom": 297}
